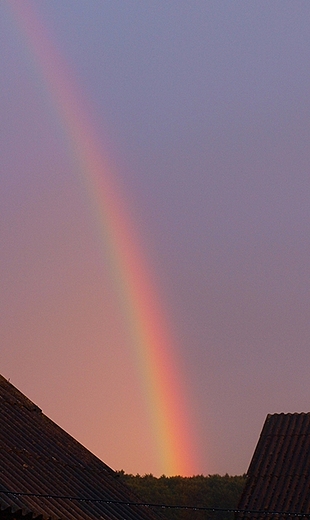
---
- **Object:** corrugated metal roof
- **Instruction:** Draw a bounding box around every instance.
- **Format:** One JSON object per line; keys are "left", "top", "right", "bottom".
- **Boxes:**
{"left": 0, "top": 375, "right": 160, "bottom": 520}
{"left": 237, "top": 413, "right": 310, "bottom": 518}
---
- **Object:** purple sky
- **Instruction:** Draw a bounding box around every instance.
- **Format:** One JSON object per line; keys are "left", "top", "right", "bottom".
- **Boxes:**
{"left": 1, "top": 0, "right": 310, "bottom": 476}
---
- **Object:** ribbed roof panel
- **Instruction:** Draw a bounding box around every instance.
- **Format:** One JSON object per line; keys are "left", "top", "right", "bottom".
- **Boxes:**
{"left": 238, "top": 413, "right": 310, "bottom": 519}
{"left": 0, "top": 375, "right": 159, "bottom": 520}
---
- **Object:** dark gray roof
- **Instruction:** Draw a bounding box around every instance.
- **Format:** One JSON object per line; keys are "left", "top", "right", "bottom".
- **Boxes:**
{"left": 0, "top": 375, "right": 159, "bottom": 520}
{"left": 238, "top": 412, "right": 310, "bottom": 518}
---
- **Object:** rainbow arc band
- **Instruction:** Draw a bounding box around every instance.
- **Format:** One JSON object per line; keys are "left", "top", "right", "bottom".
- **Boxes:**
{"left": 8, "top": 0, "right": 198, "bottom": 476}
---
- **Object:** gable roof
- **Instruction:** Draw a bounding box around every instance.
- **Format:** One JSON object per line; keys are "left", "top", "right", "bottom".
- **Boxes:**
{"left": 0, "top": 375, "right": 159, "bottom": 520}
{"left": 238, "top": 412, "right": 310, "bottom": 517}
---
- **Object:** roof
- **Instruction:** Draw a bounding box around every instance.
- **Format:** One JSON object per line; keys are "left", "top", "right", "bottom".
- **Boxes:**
{"left": 0, "top": 375, "right": 159, "bottom": 520}
{"left": 238, "top": 412, "right": 310, "bottom": 518}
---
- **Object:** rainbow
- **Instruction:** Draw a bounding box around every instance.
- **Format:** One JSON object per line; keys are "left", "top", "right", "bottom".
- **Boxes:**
{"left": 8, "top": 0, "right": 199, "bottom": 476}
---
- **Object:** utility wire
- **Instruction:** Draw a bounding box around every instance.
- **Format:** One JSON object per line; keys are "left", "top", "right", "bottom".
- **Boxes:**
{"left": 0, "top": 489, "right": 309, "bottom": 516}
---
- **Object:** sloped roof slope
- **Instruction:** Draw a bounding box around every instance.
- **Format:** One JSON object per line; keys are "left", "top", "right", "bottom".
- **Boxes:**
{"left": 238, "top": 412, "right": 310, "bottom": 518}
{"left": 0, "top": 375, "right": 159, "bottom": 520}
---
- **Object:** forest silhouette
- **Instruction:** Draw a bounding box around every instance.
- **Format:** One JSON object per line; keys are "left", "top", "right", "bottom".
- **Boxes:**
{"left": 117, "top": 472, "right": 246, "bottom": 520}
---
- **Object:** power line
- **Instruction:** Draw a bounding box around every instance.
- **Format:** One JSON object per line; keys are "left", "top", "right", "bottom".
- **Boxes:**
{"left": 0, "top": 489, "right": 309, "bottom": 516}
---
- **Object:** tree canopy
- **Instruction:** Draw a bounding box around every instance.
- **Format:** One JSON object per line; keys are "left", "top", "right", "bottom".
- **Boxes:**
{"left": 117, "top": 472, "right": 246, "bottom": 520}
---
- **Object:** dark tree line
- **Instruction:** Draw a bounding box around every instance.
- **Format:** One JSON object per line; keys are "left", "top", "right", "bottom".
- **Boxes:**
{"left": 117, "top": 471, "right": 246, "bottom": 520}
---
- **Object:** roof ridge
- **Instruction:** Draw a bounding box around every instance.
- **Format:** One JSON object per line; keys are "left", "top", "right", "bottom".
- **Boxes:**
{"left": 0, "top": 375, "right": 41, "bottom": 412}
{"left": 267, "top": 412, "right": 310, "bottom": 416}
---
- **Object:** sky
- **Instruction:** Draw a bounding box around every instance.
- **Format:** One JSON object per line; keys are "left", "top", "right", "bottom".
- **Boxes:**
{"left": 1, "top": 0, "right": 310, "bottom": 477}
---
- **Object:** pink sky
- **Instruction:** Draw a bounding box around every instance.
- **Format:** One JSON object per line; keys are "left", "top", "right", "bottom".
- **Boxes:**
{"left": 1, "top": 0, "right": 310, "bottom": 476}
